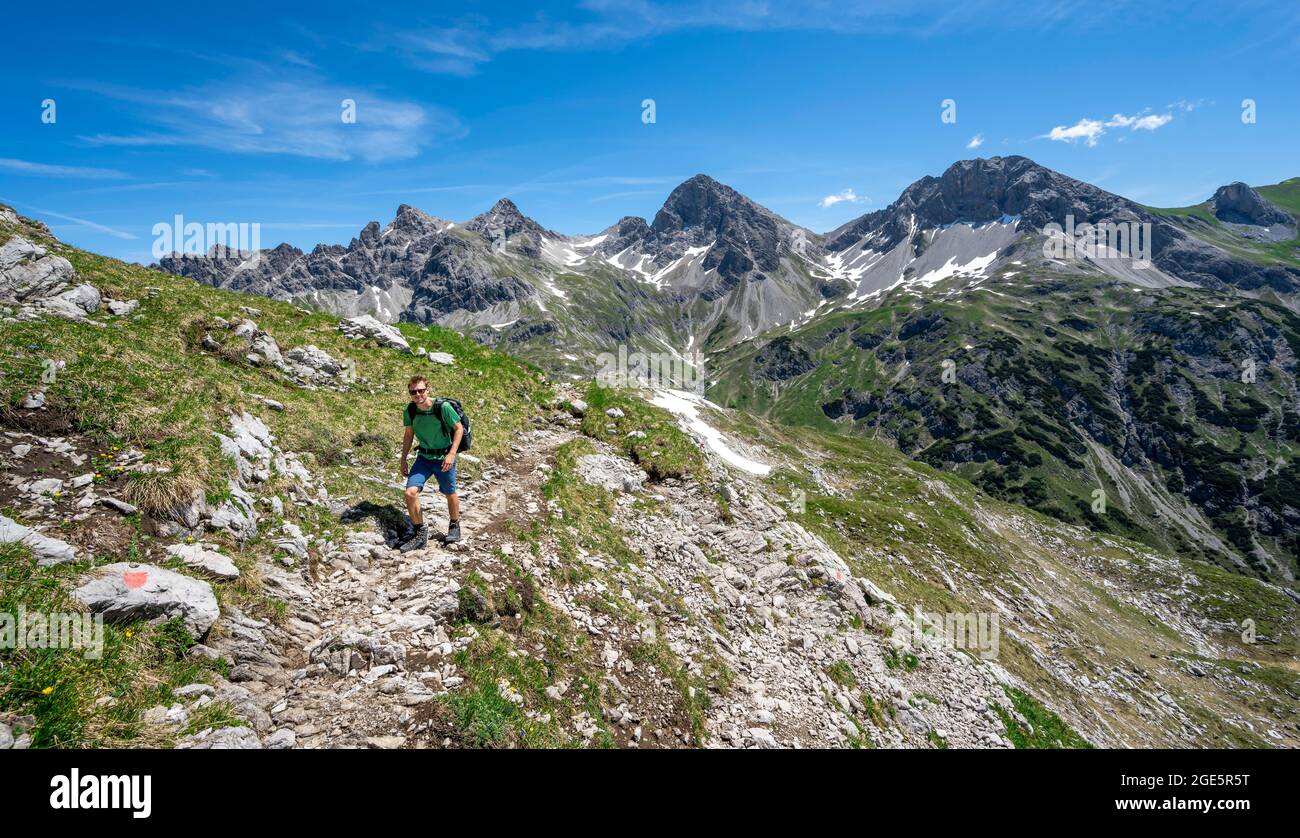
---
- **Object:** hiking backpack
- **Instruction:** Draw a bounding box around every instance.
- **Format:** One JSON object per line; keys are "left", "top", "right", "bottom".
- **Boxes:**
{"left": 432, "top": 397, "right": 473, "bottom": 452}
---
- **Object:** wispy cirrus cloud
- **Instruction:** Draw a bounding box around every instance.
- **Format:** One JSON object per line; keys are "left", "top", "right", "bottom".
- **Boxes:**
{"left": 377, "top": 0, "right": 1117, "bottom": 74}
{"left": 590, "top": 188, "right": 664, "bottom": 202}
{"left": 1041, "top": 108, "right": 1175, "bottom": 147}
{"left": 819, "top": 188, "right": 866, "bottom": 208}
{"left": 9, "top": 202, "right": 137, "bottom": 239}
{"left": 0, "top": 157, "right": 127, "bottom": 179}
{"left": 966, "top": 133, "right": 985, "bottom": 149}
{"left": 67, "top": 71, "right": 462, "bottom": 163}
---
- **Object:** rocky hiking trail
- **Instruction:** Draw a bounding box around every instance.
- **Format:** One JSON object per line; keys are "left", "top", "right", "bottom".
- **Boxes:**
{"left": 249, "top": 425, "right": 599, "bottom": 749}
{"left": 175, "top": 407, "right": 1021, "bottom": 749}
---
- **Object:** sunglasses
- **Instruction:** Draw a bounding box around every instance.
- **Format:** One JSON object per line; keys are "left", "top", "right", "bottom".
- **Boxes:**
{"left": 408, "top": 388, "right": 427, "bottom": 395}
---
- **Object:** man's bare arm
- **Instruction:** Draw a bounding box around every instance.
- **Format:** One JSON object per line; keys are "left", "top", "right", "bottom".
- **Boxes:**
{"left": 401, "top": 427, "right": 414, "bottom": 474}
{"left": 442, "top": 423, "right": 464, "bottom": 471}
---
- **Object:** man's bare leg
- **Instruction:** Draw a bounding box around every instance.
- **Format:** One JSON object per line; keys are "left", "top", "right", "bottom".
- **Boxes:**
{"left": 404, "top": 486, "right": 423, "bottom": 527}
{"left": 400, "top": 485, "right": 430, "bottom": 551}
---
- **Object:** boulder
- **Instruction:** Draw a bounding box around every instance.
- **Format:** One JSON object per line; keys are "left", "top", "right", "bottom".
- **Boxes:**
{"left": 339, "top": 314, "right": 411, "bottom": 353}
{"left": 0, "top": 513, "right": 77, "bottom": 566}
{"left": 0, "top": 237, "right": 80, "bottom": 308}
{"left": 42, "top": 283, "right": 101, "bottom": 317}
{"left": 206, "top": 482, "right": 258, "bottom": 540}
{"left": 576, "top": 453, "right": 645, "bottom": 493}
{"left": 175, "top": 726, "right": 262, "bottom": 749}
{"left": 280, "top": 344, "right": 343, "bottom": 386}
{"left": 215, "top": 411, "right": 275, "bottom": 484}
{"left": 98, "top": 497, "right": 138, "bottom": 516}
{"left": 248, "top": 331, "right": 283, "bottom": 366}
{"left": 164, "top": 543, "right": 240, "bottom": 580}
{"left": 273, "top": 522, "right": 309, "bottom": 558}
{"left": 72, "top": 562, "right": 220, "bottom": 639}
{"left": 264, "top": 729, "right": 296, "bottom": 749}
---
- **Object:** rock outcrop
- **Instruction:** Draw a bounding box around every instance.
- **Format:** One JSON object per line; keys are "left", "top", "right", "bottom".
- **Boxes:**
{"left": 0, "top": 235, "right": 101, "bottom": 321}
{"left": 73, "top": 562, "right": 220, "bottom": 639}
{"left": 1209, "top": 182, "right": 1293, "bottom": 227}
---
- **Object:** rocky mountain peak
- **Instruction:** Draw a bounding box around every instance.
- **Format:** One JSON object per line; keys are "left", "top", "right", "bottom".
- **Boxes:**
{"left": 652, "top": 174, "right": 769, "bottom": 236}
{"left": 652, "top": 174, "right": 820, "bottom": 272}
{"left": 1209, "top": 182, "right": 1293, "bottom": 227}
{"left": 894, "top": 155, "right": 1105, "bottom": 229}
{"left": 593, "top": 216, "right": 653, "bottom": 255}
{"left": 384, "top": 204, "right": 447, "bottom": 241}
{"left": 356, "top": 221, "right": 383, "bottom": 248}
{"left": 826, "top": 156, "right": 1136, "bottom": 253}
{"left": 465, "top": 197, "right": 549, "bottom": 252}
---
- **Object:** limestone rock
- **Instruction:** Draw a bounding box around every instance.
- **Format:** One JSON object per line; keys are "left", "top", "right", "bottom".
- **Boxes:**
{"left": 73, "top": 562, "right": 220, "bottom": 639}
{"left": 164, "top": 542, "right": 241, "bottom": 580}
{"left": 339, "top": 314, "right": 411, "bottom": 353}
{"left": 0, "top": 513, "right": 77, "bottom": 566}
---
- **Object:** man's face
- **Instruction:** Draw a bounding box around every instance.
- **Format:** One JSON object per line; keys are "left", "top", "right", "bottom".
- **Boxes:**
{"left": 408, "top": 382, "right": 430, "bottom": 405}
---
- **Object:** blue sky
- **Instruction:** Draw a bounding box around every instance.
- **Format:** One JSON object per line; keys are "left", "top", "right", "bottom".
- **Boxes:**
{"left": 1, "top": 0, "right": 1298, "bottom": 263}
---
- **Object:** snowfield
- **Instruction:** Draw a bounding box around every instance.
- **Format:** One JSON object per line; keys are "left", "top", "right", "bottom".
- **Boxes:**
{"left": 647, "top": 389, "right": 772, "bottom": 476}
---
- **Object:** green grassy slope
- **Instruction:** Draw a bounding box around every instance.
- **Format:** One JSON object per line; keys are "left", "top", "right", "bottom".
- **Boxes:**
{"left": 707, "top": 270, "right": 1300, "bottom": 585}
{"left": 1145, "top": 178, "right": 1300, "bottom": 270}
{"left": 0, "top": 210, "right": 552, "bottom": 746}
{"left": 1255, "top": 177, "right": 1300, "bottom": 216}
{"left": 699, "top": 403, "right": 1300, "bottom": 747}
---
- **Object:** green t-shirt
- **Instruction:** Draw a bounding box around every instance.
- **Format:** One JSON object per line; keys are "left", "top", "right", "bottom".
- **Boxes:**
{"left": 404, "top": 400, "right": 461, "bottom": 458}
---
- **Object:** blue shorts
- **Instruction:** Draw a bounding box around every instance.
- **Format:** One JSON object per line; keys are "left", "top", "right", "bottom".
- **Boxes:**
{"left": 407, "top": 455, "right": 457, "bottom": 495}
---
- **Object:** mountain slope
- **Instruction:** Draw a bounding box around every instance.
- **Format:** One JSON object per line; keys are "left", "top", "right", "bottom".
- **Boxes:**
{"left": 708, "top": 263, "right": 1300, "bottom": 587}
{"left": 1146, "top": 177, "right": 1300, "bottom": 275}
{"left": 702, "top": 160, "right": 1300, "bottom": 590}
{"left": 819, "top": 156, "right": 1299, "bottom": 308}
{"left": 158, "top": 175, "right": 834, "bottom": 370}
{"left": 5, "top": 204, "right": 1296, "bottom": 748}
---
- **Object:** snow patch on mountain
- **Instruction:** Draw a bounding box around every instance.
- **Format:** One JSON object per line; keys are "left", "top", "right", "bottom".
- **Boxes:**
{"left": 647, "top": 389, "right": 772, "bottom": 476}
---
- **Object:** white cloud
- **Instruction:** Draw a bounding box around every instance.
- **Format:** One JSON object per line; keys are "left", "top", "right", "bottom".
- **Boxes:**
{"left": 379, "top": 1, "right": 1110, "bottom": 74}
{"left": 0, "top": 158, "right": 127, "bottom": 179}
{"left": 1043, "top": 109, "right": 1173, "bottom": 147}
{"left": 280, "top": 50, "right": 318, "bottom": 69}
{"left": 819, "top": 188, "right": 866, "bottom": 208}
{"left": 966, "top": 133, "right": 984, "bottom": 149}
{"left": 13, "top": 203, "right": 137, "bottom": 239}
{"left": 71, "top": 72, "right": 461, "bottom": 163}
{"left": 1106, "top": 112, "right": 1172, "bottom": 131}
{"left": 1045, "top": 118, "right": 1106, "bottom": 146}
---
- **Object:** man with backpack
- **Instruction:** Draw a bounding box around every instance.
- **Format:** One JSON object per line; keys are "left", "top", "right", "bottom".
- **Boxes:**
{"left": 399, "top": 374, "right": 468, "bottom": 551}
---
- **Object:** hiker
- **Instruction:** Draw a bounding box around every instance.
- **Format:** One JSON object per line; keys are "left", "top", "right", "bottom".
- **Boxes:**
{"left": 399, "top": 375, "right": 463, "bottom": 551}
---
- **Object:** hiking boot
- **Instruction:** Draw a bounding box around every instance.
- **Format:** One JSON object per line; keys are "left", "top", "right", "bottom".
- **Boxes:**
{"left": 399, "top": 524, "right": 428, "bottom": 553}
{"left": 442, "top": 520, "right": 461, "bottom": 544}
